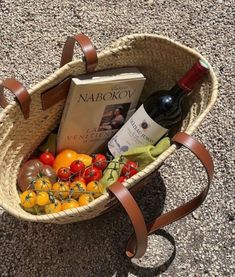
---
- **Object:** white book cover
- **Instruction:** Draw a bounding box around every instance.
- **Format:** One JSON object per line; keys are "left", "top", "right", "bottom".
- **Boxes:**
{"left": 57, "top": 67, "right": 146, "bottom": 154}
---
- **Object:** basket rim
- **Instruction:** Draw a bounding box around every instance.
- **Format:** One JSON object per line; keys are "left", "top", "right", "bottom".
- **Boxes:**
{"left": 0, "top": 33, "right": 219, "bottom": 128}
{"left": 0, "top": 33, "right": 218, "bottom": 222}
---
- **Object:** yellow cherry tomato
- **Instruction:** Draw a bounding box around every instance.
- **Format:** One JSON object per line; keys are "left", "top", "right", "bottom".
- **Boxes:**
{"left": 53, "top": 149, "right": 79, "bottom": 173}
{"left": 61, "top": 199, "right": 79, "bottom": 211}
{"left": 70, "top": 181, "right": 86, "bottom": 199}
{"left": 20, "top": 190, "right": 37, "bottom": 208}
{"left": 86, "top": 181, "right": 104, "bottom": 198}
{"left": 78, "top": 194, "right": 94, "bottom": 206}
{"left": 45, "top": 199, "right": 62, "bottom": 214}
{"left": 76, "top": 154, "right": 92, "bottom": 167}
{"left": 52, "top": 182, "right": 70, "bottom": 199}
{"left": 36, "top": 192, "right": 50, "bottom": 206}
{"left": 34, "top": 177, "right": 52, "bottom": 191}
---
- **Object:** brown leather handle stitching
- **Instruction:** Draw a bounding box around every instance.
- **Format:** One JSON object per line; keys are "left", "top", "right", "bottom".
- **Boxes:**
{"left": 108, "top": 182, "right": 148, "bottom": 259}
{"left": 0, "top": 79, "right": 31, "bottom": 119}
{"left": 126, "top": 132, "right": 214, "bottom": 255}
{"left": 60, "top": 33, "right": 98, "bottom": 73}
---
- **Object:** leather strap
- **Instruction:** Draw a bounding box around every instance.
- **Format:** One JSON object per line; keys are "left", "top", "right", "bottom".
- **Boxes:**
{"left": 109, "top": 132, "right": 213, "bottom": 258}
{"left": 41, "top": 77, "right": 71, "bottom": 110}
{"left": 108, "top": 182, "right": 148, "bottom": 258}
{"left": 41, "top": 34, "right": 98, "bottom": 110}
{"left": 0, "top": 79, "right": 31, "bottom": 119}
{"left": 60, "top": 33, "right": 98, "bottom": 73}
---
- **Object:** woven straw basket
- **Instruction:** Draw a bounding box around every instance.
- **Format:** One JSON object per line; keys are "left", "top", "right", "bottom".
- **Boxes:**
{"left": 0, "top": 33, "right": 218, "bottom": 227}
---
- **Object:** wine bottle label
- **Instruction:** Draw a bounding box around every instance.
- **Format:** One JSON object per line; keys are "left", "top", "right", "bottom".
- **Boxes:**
{"left": 108, "top": 105, "right": 168, "bottom": 157}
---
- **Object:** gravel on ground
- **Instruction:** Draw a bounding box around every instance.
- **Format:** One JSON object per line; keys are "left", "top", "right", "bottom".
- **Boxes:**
{"left": 0, "top": 1, "right": 234, "bottom": 276}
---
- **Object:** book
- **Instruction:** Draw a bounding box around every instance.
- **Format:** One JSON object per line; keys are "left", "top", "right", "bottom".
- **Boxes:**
{"left": 57, "top": 67, "right": 146, "bottom": 154}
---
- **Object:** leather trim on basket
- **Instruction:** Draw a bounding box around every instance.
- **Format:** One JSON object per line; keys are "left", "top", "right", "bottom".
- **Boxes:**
{"left": 41, "top": 78, "right": 71, "bottom": 110}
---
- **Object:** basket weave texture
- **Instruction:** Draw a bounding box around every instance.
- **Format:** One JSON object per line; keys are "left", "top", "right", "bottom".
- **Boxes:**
{"left": 0, "top": 34, "right": 218, "bottom": 223}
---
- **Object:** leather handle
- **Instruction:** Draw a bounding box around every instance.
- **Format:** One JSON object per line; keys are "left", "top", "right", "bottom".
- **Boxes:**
{"left": 108, "top": 182, "right": 148, "bottom": 258}
{"left": 144, "top": 132, "right": 213, "bottom": 235}
{"left": 40, "top": 34, "right": 98, "bottom": 110}
{"left": 0, "top": 79, "right": 31, "bottom": 119}
{"left": 109, "top": 132, "right": 214, "bottom": 258}
{"left": 60, "top": 33, "right": 98, "bottom": 73}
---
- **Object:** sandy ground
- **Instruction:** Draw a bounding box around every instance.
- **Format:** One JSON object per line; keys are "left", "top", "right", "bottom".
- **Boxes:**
{"left": 0, "top": 1, "right": 234, "bottom": 276}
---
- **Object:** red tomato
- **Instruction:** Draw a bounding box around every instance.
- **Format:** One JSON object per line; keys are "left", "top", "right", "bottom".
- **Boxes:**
{"left": 122, "top": 161, "right": 138, "bottom": 177}
{"left": 57, "top": 167, "right": 71, "bottom": 180}
{"left": 83, "top": 166, "right": 102, "bottom": 183}
{"left": 117, "top": 176, "right": 128, "bottom": 183}
{"left": 70, "top": 160, "right": 85, "bottom": 175}
{"left": 39, "top": 152, "right": 55, "bottom": 166}
{"left": 92, "top": 154, "right": 108, "bottom": 170}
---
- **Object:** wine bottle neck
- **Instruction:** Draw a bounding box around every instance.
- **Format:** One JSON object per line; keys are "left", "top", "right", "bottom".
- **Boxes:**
{"left": 177, "top": 60, "right": 209, "bottom": 93}
{"left": 169, "top": 84, "right": 187, "bottom": 98}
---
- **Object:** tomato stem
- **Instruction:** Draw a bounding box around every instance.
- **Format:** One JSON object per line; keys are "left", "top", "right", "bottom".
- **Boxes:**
{"left": 32, "top": 188, "right": 100, "bottom": 195}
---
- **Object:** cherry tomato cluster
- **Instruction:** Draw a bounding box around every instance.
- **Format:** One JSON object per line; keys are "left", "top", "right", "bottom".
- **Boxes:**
{"left": 20, "top": 151, "right": 108, "bottom": 214}
{"left": 20, "top": 178, "right": 103, "bottom": 214}
{"left": 117, "top": 160, "right": 139, "bottom": 183}
{"left": 20, "top": 150, "right": 138, "bottom": 215}
{"left": 54, "top": 153, "right": 108, "bottom": 184}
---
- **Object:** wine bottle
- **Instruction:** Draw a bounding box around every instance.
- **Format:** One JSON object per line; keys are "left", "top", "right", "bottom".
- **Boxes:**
{"left": 107, "top": 59, "right": 209, "bottom": 157}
